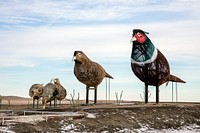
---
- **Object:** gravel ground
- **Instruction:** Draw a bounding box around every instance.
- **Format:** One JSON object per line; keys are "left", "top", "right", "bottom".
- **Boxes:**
{"left": 1, "top": 102, "right": 200, "bottom": 132}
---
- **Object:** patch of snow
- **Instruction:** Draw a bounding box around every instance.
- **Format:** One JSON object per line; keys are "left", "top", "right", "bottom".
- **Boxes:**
{"left": 156, "top": 117, "right": 161, "bottom": 120}
{"left": 61, "top": 124, "right": 75, "bottom": 132}
{"left": 86, "top": 113, "right": 96, "bottom": 119}
{"left": 101, "top": 131, "right": 109, "bottom": 133}
{"left": 118, "top": 128, "right": 131, "bottom": 133}
{"left": 131, "top": 116, "right": 135, "bottom": 119}
{"left": 0, "top": 126, "right": 15, "bottom": 133}
{"left": 118, "top": 124, "right": 200, "bottom": 133}
{"left": 139, "top": 126, "right": 149, "bottom": 132}
{"left": 59, "top": 120, "right": 65, "bottom": 124}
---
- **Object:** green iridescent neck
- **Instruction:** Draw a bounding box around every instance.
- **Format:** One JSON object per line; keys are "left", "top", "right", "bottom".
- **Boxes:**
{"left": 131, "top": 39, "right": 157, "bottom": 64}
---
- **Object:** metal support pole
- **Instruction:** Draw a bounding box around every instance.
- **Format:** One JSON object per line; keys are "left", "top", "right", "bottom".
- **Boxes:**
{"left": 105, "top": 78, "right": 107, "bottom": 103}
{"left": 108, "top": 78, "right": 110, "bottom": 102}
{"left": 176, "top": 82, "right": 178, "bottom": 102}
{"left": 172, "top": 82, "right": 173, "bottom": 102}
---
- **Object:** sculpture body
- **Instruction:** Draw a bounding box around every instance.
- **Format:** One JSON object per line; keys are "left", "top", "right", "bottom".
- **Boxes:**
{"left": 73, "top": 51, "right": 113, "bottom": 104}
{"left": 131, "top": 29, "right": 185, "bottom": 103}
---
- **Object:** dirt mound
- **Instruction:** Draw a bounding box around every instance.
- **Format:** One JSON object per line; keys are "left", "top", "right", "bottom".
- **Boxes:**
{"left": 1, "top": 103, "right": 200, "bottom": 132}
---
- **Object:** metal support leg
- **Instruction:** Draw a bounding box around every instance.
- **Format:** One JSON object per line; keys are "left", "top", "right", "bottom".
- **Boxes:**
{"left": 53, "top": 99, "right": 55, "bottom": 107}
{"left": 145, "top": 84, "right": 148, "bottom": 103}
{"left": 144, "top": 64, "right": 149, "bottom": 104}
{"left": 37, "top": 99, "right": 39, "bottom": 108}
{"left": 86, "top": 88, "right": 89, "bottom": 105}
{"left": 156, "top": 86, "right": 159, "bottom": 104}
{"left": 94, "top": 88, "right": 97, "bottom": 104}
{"left": 32, "top": 99, "right": 35, "bottom": 108}
{"left": 50, "top": 100, "right": 52, "bottom": 107}
{"left": 155, "top": 60, "right": 159, "bottom": 104}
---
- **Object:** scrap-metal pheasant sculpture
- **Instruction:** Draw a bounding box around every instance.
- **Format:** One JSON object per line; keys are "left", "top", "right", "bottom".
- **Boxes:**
{"left": 73, "top": 51, "right": 113, "bottom": 105}
{"left": 130, "top": 29, "right": 185, "bottom": 103}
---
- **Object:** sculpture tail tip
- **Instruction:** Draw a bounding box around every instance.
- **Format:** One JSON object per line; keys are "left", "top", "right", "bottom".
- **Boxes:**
{"left": 106, "top": 73, "right": 114, "bottom": 79}
{"left": 169, "top": 74, "right": 186, "bottom": 83}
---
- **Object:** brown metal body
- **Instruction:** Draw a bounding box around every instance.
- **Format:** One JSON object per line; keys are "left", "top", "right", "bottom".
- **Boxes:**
{"left": 131, "top": 49, "right": 170, "bottom": 86}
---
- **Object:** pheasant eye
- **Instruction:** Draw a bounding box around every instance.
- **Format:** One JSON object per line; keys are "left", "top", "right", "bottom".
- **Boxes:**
{"left": 78, "top": 53, "right": 82, "bottom": 56}
{"left": 137, "top": 32, "right": 141, "bottom": 37}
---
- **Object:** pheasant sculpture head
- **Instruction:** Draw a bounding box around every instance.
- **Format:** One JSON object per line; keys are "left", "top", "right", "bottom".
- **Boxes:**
{"left": 131, "top": 29, "right": 157, "bottom": 65}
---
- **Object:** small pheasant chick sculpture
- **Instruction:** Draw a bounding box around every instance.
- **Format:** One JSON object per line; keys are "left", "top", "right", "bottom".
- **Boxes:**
{"left": 130, "top": 29, "right": 185, "bottom": 103}
{"left": 73, "top": 51, "right": 113, "bottom": 104}
{"left": 29, "top": 84, "right": 43, "bottom": 108}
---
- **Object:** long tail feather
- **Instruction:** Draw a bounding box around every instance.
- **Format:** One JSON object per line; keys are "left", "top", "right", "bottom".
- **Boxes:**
{"left": 169, "top": 74, "right": 186, "bottom": 83}
{"left": 106, "top": 73, "right": 114, "bottom": 79}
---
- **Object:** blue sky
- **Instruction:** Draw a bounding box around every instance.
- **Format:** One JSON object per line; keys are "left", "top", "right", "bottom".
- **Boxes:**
{"left": 0, "top": 0, "right": 200, "bottom": 102}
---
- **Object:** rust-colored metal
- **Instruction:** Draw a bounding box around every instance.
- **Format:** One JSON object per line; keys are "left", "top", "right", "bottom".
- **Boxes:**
{"left": 130, "top": 29, "right": 185, "bottom": 103}
{"left": 131, "top": 49, "right": 170, "bottom": 86}
{"left": 169, "top": 75, "right": 186, "bottom": 83}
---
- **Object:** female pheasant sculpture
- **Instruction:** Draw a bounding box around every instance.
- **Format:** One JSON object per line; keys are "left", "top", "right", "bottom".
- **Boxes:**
{"left": 130, "top": 29, "right": 185, "bottom": 103}
{"left": 73, "top": 51, "right": 113, "bottom": 105}
{"left": 54, "top": 78, "right": 67, "bottom": 101}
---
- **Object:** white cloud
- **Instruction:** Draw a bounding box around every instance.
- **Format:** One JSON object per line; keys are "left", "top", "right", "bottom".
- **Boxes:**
{"left": 0, "top": 18, "right": 200, "bottom": 67}
{"left": 0, "top": 25, "right": 130, "bottom": 67}
{"left": 1, "top": 0, "right": 200, "bottom": 26}
{"left": 0, "top": 0, "right": 200, "bottom": 67}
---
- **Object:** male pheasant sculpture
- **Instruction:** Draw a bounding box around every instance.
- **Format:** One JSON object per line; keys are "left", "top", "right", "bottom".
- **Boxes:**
{"left": 130, "top": 29, "right": 185, "bottom": 103}
{"left": 73, "top": 51, "right": 113, "bottom": 104}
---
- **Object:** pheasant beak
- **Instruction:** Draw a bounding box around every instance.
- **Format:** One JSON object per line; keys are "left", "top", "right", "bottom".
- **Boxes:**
{"left": 72, "top": 56, "right": 76, "bottom": 61}
{"left": 72, "top": 51, "right": 78, "bottom": 61}
{"left": 130, "top": 36, "right": 137, "bottom": 43}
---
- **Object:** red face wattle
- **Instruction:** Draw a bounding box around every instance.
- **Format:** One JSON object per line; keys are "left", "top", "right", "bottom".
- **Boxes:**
{"left": 134, "top": 32, "right": 146, "bottom": 43}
